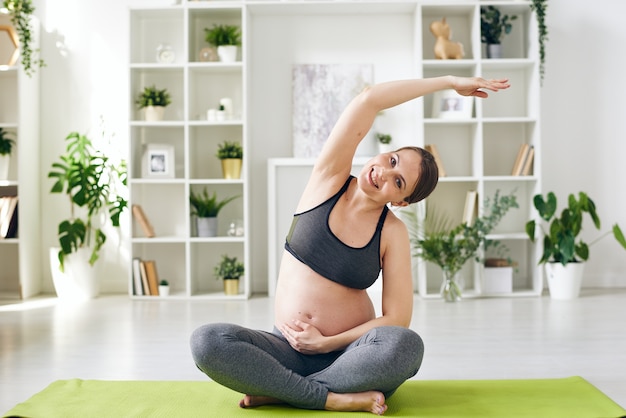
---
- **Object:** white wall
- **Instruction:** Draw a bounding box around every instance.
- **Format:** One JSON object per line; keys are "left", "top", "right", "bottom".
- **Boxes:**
{"left": 32, "top": 0, "right": 626, "bottom": 294}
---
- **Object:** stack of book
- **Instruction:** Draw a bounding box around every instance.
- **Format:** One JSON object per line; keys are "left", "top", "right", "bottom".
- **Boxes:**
{"left": 511, "top": 144, "right": 535, "bottom": 176}
{"left": 132, "top": 258, "right": 161, "bottom": 296}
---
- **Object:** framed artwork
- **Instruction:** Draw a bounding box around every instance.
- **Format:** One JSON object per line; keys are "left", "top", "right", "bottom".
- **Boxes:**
{"left": 292, "top": 63, "right": 373, "bottom": 158}
{"left": 432, "top": 89, "right": 474, "bottom": 119}
{"left": 142, "top": 144, "right": 175, "bottom": 178}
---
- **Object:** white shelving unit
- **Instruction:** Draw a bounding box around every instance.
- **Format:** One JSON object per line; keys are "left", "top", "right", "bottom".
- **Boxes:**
{"left": 264, "top": 1, "right": 542, "bottom": 299}
{"left": 128, "top": 4, "right": 249, "bottom": 299}
{"left": 0, "top": 14, "right": 41, "bottom": 300}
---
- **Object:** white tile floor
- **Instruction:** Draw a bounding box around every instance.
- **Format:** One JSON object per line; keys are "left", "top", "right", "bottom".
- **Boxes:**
{"left": 1, "top": 289, "right": 625, "bottom": 414}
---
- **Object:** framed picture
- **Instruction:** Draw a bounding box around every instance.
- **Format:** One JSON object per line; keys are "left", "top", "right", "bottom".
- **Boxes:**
{"left": 142, "top": 144, "right": 175, "bottom": 178}
{"left": 432, "top": 89, "right": 474, "bottom": 120}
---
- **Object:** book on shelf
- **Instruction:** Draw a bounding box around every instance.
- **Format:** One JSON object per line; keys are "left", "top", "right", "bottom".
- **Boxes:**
{"left": 462, "top": 190, "right": 478, "bottom": 226}
{"left": 132, "top": 204, "right": 155, "bottom": 238}
{"left": 143, "top": 260, "right": 160, "bottom": 296}
{"left": 139, "top": 260, "right": 150, "bottom": 296}
{"left": 521, "top": 145, "right": 535, "bottom": 176}
{"left": 424, "top": 144, "right": 446, "bottom": 177}
{"left": 132, "top": 257, "right": 143, "bottom": 296}
{"left": 0, "top": 195, "right": 18, "bottom": 239}
{"left": 511, "top": 144, "right": 534, "bottom": 176}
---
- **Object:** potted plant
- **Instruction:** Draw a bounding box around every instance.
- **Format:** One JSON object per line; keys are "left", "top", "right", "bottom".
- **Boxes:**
{"left": 525, "top": 192, "right": 626, "bottom": 299}
{"left": 0, "top": 127, "right": 15, "bottom": 180}
{"left": 204, "top": 23, "right": 241, "bottom": 63}
{"left": 1, "top": 0, "right": 45, "bottom": 77}
{"left": 402, "top": 190, "right": 518, "bottom": 302}
{"left": 375, "top": 132, "right": 393, "bottom": 154}
{"left": 48, "top": 131, "right": 128, "bottom": 300}
{"left": 216, "top": 140, "right": 243, "bottom": 179}
{"left": 214, "top": 254, "right": 244, "bottom": 295}
{"left": 135, "top": 85, "right": 171, "bottom": 122}
{"left": 189, "top": 187, "right": 239, "bottom": 237}
{"left": 480, "top": 5, "right": 518, "bottom": 58}
{"left": 158, "top": 279, "right": 170, "bottom": 297}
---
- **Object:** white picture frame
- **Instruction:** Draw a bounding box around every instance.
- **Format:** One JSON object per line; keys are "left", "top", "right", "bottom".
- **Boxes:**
{"left": 142, "top": 144, "right": 175, "bottom": 178}
{"left": 432, "top": 89, "right": 474, "bottom": 120}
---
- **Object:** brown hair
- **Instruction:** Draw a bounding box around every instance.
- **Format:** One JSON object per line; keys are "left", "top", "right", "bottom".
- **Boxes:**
{"left": 396, "top": 146, "right": 439, "bottom": 204}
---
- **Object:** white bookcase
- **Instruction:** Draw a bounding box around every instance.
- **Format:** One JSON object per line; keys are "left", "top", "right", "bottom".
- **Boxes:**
{"left": 264, "top": 1, "right": 543, "bottom": 299}
{"left": 0, "top": 14, "right": 41, "bottom": 300}
{"left": 128, "top": 4, "right": 249, "bottom": 299}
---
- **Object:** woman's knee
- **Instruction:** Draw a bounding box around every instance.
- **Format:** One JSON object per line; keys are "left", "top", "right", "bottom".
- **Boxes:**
{"left": 189, "top": 322, "right": 236, "bottom": 366}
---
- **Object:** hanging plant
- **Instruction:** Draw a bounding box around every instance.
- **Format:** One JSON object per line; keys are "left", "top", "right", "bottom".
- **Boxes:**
{"left": 530, "top": 0, "right": 548, "bottom": 85}
{"left": 1, "top": 0, "right": 45, "bottom": 77}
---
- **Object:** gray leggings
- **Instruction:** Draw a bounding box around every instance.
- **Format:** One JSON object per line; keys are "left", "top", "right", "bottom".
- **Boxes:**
{"left": 189, "top": 323, "right": 424, "bottom": 410}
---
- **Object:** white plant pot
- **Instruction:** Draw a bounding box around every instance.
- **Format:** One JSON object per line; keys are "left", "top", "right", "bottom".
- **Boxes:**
{"left": 144, "top": 106, "right": 165, "bottom": 122}
{"left": 159, "top": 285, "right": 170, "bottom": 297}
{"left": 545, "top": 262, "right": 585, "bottom": 300}
{"left": 217, "top": 45, "right": 238, "bottom": 63}
{"left": 50, "top": 247, "right": 101, "bottom": 301}
{"left": 196, "top": 217, "right": 218, "bottom": 237}
{"left": 0, "top": 154, "right": 10, "bottom": 180}
{"left": 378, "top": 143, "right": 394, "bottom": 154}
{"left": 483, "top": 266, "right": 513, "bottom": 294}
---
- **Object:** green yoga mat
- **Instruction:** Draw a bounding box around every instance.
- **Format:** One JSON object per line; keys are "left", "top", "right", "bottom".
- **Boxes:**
{"left": 4, "top": 376, "right": 625, "bottom": 418}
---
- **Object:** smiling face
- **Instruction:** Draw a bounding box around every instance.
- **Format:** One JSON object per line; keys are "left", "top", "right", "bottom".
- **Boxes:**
{"left": 358, "top": 148, "right": 423, "bottom": 206}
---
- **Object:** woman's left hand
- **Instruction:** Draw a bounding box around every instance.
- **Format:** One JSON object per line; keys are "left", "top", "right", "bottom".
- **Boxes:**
{"left": 280, "top": 320, "right": 330, "bottom": 354}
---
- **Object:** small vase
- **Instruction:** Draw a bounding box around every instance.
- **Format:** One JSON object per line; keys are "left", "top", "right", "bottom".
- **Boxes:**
{"left": 217, "top": 45, "right": 238, "bottom": 63}
{"left": 221, "top": 158, "right": 242, "bottom": 179}
{"left": 144, "top": 106, "right": 165, "bottom": 122}
{"left": 158, "top": 285, "right": 170, "bottom": 297}
{"left": 441, "top": 269, "right": 462, "bottom": 302}
{"left": 0, "top": 154, "right": 10, "bottom": 180}
{"left": 486, "top": 44, "right": 502, "bottom": 59}
{"left": 196, "top": 217, "right": 218, "bottom": 237}
{"left": 224, "top": 278, "right": 239, "bottom": 295}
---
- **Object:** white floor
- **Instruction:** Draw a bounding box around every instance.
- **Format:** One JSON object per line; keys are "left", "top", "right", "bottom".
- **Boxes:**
{"left": 1, "top": 289, "right": 625, "bottom": 414}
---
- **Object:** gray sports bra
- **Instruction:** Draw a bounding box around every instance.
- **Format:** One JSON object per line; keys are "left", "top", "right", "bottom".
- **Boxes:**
{"left": 284, "top": 176, "right": 388, "bottom": 290}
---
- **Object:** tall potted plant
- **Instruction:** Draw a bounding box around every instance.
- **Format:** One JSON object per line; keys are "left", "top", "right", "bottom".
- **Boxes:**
{"left": 135, "top": 85, "right": 171, "bottom": 122}
{"left": 525, "top": 192, "right": 626, "bottom": 299}
{"left": 48, "top": 131, "right": 128, "bottom": 300}
{"left": 204, "top": 23, "right": 241, "bottom": 63}
{"left": 214, "top": 254, "right": 244, "bottom": 295}
{"left": 402, "top": 190, "right": 518, "bottom": 302}
{"left": 0, "top": 127, "right": 15, "bottom": 180}
{"left": 189, "top": 187, "right": 239, "bottom": 237}
{"left": 480, "top": 5, "right": 518, "bottom": 59}
{"left": 216, "top": 141, "right": 243, "bottom": 179}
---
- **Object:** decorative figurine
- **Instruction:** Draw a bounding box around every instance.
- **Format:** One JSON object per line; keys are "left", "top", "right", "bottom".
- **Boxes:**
{"left": 430, "top": 18, "right": 465, "bottom": 60}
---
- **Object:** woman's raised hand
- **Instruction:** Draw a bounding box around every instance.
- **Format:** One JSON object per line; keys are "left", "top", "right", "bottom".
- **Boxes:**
{"left": 452, "top": 76, "right": 510, "bottom": 98}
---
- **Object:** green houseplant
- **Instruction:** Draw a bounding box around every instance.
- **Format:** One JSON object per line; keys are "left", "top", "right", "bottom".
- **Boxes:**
{"left": 190, "top": 187, "right": 239, "bottom": 237}
{"left": 530, "top": 0, "right": 549, "bottom": 84}
{"left": 135, "top": 85, "right": 171, "bottom": 121}
{"left": 403, "top": 190, "right": 518, "bottom": 301}
{"left": 48, "top": 130, "right": 127, "bottom": 300}
{"left": 1, "top": 0, "right": 45, "bottom": 77}
{"left": 216, "top": 140, "right": 243, "bottom": 179}
{"left": 204, "top": 24, "right": 241, "bottom": 62}
{"left": 0, "top": 127, "right": 15, "bottom": 180}
{"left": 214, "top": 254, "right": 244, "bottom": 295}
{"left": 525, "top": 192, "right": 626, "bottom": 299}
{"left": 480, "top": 5, "right": 518, "bottom": 58}
{"left": 0, "top": 127, "right": 15, "bottom": 155}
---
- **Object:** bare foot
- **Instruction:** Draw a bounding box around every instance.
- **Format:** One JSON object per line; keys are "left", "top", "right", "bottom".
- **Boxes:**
{"left": 239, "top": 394, "right": 285, "bottom": 408}
{"left": 325, "top": 391, "right": 387, "bottom": 415}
